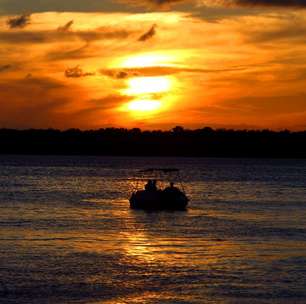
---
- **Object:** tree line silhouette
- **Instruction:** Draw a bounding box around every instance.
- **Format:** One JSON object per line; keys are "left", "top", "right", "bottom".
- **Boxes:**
{"left": 1, "top": 126, "right": 306, "bottom": 158}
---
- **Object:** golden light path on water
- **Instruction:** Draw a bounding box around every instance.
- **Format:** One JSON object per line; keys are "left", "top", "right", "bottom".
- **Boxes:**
{"left": 90, "top": 206, "right": 242, "bottom": 304}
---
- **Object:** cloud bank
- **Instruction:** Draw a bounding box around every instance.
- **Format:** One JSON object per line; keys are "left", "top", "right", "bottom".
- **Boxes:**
{"left": 2, "top": 0, "right": 306, "bottom": 16}
{"left": 139, "top": 0, "right": 306, "bottom": 7}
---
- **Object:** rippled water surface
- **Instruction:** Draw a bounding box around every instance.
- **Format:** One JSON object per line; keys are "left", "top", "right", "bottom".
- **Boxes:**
{"left": 0, "top": 156, "right": 306, "bottom": 304}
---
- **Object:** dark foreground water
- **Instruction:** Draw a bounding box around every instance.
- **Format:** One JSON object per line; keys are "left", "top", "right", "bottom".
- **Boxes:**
{"left": 0, "top": 156, "right": 306, "bottom": 304}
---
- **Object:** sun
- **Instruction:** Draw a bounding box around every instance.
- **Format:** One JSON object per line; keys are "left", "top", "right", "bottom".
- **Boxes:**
{"left": 118, "top": 53, "right": 178, "bottom": 68}
{"left": 127, "top": 100, "right": 162, "bottom": 112}
{"left": 120, "top": 76, "right": 173, "bottom": 116}
{"left": 114, "top": 52, "right": 180, "bottom": 117}
{"left": 123, "top": 76, "right": 171, "bottom": 95}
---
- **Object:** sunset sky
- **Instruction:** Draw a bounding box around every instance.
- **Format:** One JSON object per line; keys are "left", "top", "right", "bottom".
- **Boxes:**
{"left": 1, "top": 0, "right": 306, "bottom": 130}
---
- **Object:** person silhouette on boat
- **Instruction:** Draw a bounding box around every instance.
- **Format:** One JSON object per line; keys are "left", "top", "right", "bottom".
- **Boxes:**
{"left": 164, "top": 182, "right": 180, "bottom": 194}
{"left": 144, "top": 180, "right": 151, "bottom": 191}
{"left": 144, "top": 179, "right": 158, "bottom": 192}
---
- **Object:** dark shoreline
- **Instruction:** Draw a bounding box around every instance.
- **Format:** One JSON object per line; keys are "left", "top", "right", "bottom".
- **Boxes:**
{"left": 1, "top": 127, "right": 306, "bottom": 158}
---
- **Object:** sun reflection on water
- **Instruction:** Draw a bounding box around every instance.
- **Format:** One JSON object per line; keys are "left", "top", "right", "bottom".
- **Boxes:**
{"left": 121, "top": 230, "right": 157, "bottom": 263}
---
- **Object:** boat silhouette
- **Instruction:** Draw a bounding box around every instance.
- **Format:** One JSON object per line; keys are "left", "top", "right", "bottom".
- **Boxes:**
{"left": 129, "top": 168, "right": 189, "bottom": 210}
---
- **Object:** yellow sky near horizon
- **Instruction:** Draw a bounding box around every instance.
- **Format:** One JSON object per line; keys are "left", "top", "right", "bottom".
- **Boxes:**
{"left": 1, "top": 9, "right": 306, "bottom": 130}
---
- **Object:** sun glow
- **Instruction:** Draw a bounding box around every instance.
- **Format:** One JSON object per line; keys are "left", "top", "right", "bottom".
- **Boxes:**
{"left": 124, "top": 76, "right": 171, "bottom": 95}
{"left": 127, "top": 100, "right": 162, "bottom": 112}
{"left": 121, "top": 76, "right": 173, "bottom": 116}
{"left": 119, "top": 53, "right": 177, "bottom": 68}
{"left": 116, "top": 53, "right": 180, "bottom": 117}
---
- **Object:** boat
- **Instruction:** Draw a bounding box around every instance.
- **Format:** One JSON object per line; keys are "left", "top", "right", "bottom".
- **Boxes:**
{"left": 129, "top": 168, "right": 189, "bottom": 210}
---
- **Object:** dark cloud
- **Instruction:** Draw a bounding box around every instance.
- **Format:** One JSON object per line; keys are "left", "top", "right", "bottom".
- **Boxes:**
{"left": 101, "top": 69, "right": 136, "bottom": 79}
{"left": 6, "top": 14, "right": 31, "bottom": 29}
{"left": 144, "top": 0, "right": 183, "bottom": 4}
{"left": 1, "top": 0, "right": 306, "bottom": 18}
{"left": 0, "top": 76, "right": 71, "bottom": 129}
{"left": 67, "top": 94, "right": 133, "bottom": 128}
{"left": 135, "top": 0, "right": 306, "bottom": 7}
{"left": 0, "top": 0, "right": 128, "bottom": 14}
{"left": 245, "top": 20, "right": 306, "bottom": 43}
{"left": 123, "top": 0, "right": 188, "bottom": 9}
{"left": 47, "top": 43, "right": 92, "bottom": 61}
{"left": 81, "top": 27, "right": 131, "bottom": 41}
{"left": 225, "top": 0, "right": 306, "bottom": 7}
{"left": 0, "top": 64, "right": 11, "bottom": 72}
{"left": 169, "top": 93, "right": 306, "bottom": 130}
{"left": 58, "top": 20, "right": 74, "bottom": 32}
{"left": 0, "top": 27, "right": 132, "bottom": 44}
{"left": 213, "top": 94, "right": 306, "bottom": 116}
{"left": 101, "top": 66, "right": 245, "bottom": 78}
{"left": 138, "top": 24, "right": 157, "bottom": 42}
{"left": 0, "top": 75, "right": 131, "bottom": 129}
{"left": 85, "top": 95, "right": 132, "bottom": 111}
{"left": 65, "top": 66, "right": 95, "bottom": 78}
{"left": 21, "top": 76, "right": 65, "bottom": 89}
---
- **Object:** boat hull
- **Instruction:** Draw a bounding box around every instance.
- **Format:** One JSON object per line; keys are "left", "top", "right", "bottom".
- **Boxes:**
{"left": 130, "top": 190, "right": 188, "bottom": 211}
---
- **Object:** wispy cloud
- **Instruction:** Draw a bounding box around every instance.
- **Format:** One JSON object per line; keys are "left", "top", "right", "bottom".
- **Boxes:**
{"left": 0, "top": 27, "right": 132, "bottom": 44}
{"left": 57, "top": 20, "right": 74, "bottom": 32}
{"left": 122, "top": 0, "right": 188, "bottom": 9}
{"left": 101, "top": 66, "right": 245, "bottom": 78}
{"left": 0, "top": 64, "right": 11, "bottom": 72}
{"left": 211, "top": 0, "right": 306, "bottom": 7}
{"left": 6, "top": 14, "right": 31, "bottom": 29}
{"left": 47, "top": 43, "right": 92, "bottom": 61}
{"left": 138, "top": 24, "right": 157, "bottom": 41}
{"left": 65, "top": 66, "right": 95, "bottom": 78}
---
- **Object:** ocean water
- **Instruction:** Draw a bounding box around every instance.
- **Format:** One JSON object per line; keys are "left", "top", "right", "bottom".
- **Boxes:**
{"left": 0, "top": 155, "right": 305, "bottom": 304}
